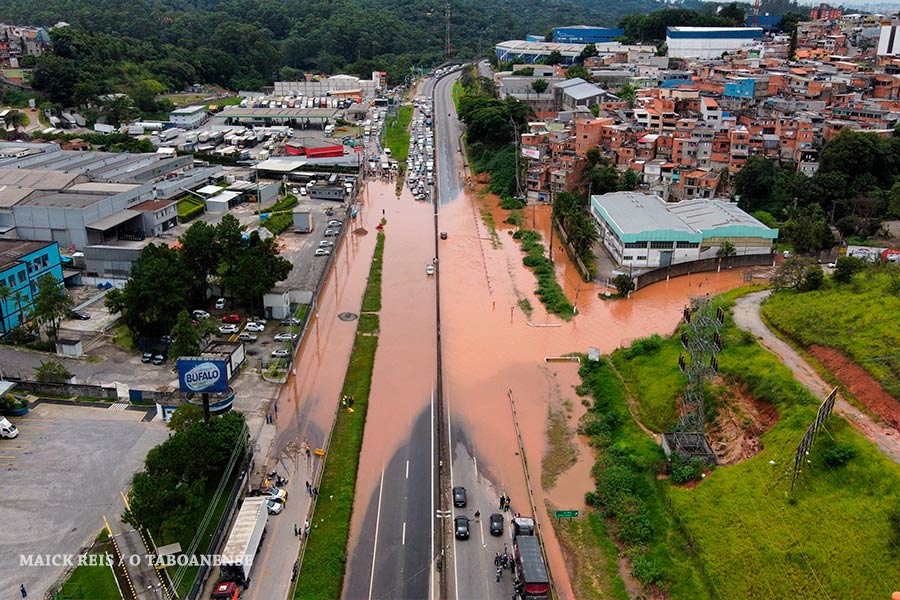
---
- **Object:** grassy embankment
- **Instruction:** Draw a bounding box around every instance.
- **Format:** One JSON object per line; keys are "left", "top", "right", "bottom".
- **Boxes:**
{"left": 761, "top": 268, "right": 900, "bottom": 398}
{"left": 512, "top": 230, "right": 574, "bottom": 319}
{"left": 384, "top": 105, "right": 413, "bottom": 166}
{"left": 574, "top": 289, "right": 900, "bottom": 598}
{"left": 54, "top": 532, "right": 120, "bottom": 599}
{"left": 293, "top": 230, "right": 384, "bottom": 600}
{"left": 260, "top": 194, "right": 299, "bottom": 235}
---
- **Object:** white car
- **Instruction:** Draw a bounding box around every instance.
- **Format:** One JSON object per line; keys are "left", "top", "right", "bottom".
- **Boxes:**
{"left": 324, "top": 229, "right": 339, "bottom": 237}
{"left": 219, "top": 324, "right": 239, "bottom": 334}
{"left": 245, "top": 322, "right": 265, "bottom": 333}
{"left": 215, "top": 298, "right": 226, "bottom": 309}
{"left": 266, "top": 499, "right": 283, "bottom": 515}
{"left": 266, "top": 487, "right": 288, "bottom": 501}
{"left": 315, "top": 248, "right": 331, "bottom": 257}
{"left": 327, "top": 219, "right": 343, "bottom": 227}
{"left": 426, "top": 264, "right": 435, "bottom": 276}
{"left": 274, "top": 333, "right": 295, "bottom": 342}
{"left": 319, "top": 240, "right": 334, "bottom": 247}
{"left": 271, "top": 348, "right": 291, "bottom": 358}
{"left": 192, "top": 310, "right": 210, "bottom": 320}
{"left": 238, "top": 332, "right": 257, "bottom": 342}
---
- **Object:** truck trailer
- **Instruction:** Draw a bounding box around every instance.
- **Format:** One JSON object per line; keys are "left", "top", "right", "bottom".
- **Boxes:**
{"left": 220, "top": 496, "right": 267, "bottom": 588}
{"left": 514, "top": 535, "right": 549, "bottom": 599}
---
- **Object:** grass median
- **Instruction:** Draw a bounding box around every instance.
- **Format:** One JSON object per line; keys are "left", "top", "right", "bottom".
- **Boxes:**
{"left": 384, "top": 105, "right": 413, "bottom": 165}
{"left": 293, "top": 231, "right": 385, "bottom": 600}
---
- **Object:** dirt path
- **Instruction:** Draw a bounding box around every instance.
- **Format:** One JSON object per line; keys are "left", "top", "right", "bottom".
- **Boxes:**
{"left": 732, "top": 291, "right": 900, "bottom": 463}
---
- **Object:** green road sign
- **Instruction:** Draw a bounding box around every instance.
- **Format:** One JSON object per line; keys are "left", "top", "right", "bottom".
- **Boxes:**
{"left": 555, "top": 510, "right": 579, "bottom": 518}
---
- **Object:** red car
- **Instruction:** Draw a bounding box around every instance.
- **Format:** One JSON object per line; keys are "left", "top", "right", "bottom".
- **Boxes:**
{"left": 221, "top": 314, "right": 241, "bottom": 324}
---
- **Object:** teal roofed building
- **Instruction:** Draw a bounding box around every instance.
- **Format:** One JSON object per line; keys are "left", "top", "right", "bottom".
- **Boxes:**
{"left": 590, "top": 193, "right": 777, "bottom": 270}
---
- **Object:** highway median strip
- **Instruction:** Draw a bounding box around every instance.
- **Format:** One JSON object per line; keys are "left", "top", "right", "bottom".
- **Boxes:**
{"left": 293, "top": 230, "right": 385, "bottom": 600}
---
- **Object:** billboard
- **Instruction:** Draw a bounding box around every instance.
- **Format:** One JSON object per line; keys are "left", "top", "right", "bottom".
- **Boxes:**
{"left": 521, "top": 147, "right": 541, "bottom": 160}
{"left": 177, "top": 357, "right": 228, "bottom": 394}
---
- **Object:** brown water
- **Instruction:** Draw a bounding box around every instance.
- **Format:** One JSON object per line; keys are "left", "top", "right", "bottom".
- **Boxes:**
{"left": 440, "top": 189, "right": 749, "bottom": 599}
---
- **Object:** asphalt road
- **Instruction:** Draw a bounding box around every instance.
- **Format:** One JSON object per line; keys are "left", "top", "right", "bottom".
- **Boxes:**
{"left": 345, "top": 406, "right": 434, "bottom": 599}
{"left": 432, "top": 73, "right": 465, "bottom": 206}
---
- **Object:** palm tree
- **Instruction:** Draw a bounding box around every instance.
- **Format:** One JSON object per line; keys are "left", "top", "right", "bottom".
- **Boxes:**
{"left": 3, "top": 110, "right": 28, "bottom": 131}
{"left": 0, "top": 284, "right": 9, "bottom": 331}
{"left": 717, "top": 241, "right": 738, "bottom": 258}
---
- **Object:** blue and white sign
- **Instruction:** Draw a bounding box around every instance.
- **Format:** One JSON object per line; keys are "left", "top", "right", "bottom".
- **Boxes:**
{"left": 177, "top": 357, "right": 228, "bottom": 394}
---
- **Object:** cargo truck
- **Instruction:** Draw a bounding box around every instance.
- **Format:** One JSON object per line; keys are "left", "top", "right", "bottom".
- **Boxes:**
{"left": 220, "top": 497, "right": 267, "bottom": 588}
{"left": 293, "top": 210, "right": 313, "bottom": 233}
{"left": 512, "top": 517, "right": 549, "bottom": 600}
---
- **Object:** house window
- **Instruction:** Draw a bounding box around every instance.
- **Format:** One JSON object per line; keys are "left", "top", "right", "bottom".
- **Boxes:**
{"left": 7, "top": 276, "right": 14, "bottom": 288}
{"left": 41, "top": 255, "right": 48, "bottom": 267}
{"left": 649, "top": 241, "right": 672, "bottom": 249}
{"left": 17, "top": 271, "right": 25, "bottom": 283}
{"left": 637, "top": 256, "right": 647, "bottom": 260}
{"left": 623, "top": 255, "right": 633, "bottom": 261}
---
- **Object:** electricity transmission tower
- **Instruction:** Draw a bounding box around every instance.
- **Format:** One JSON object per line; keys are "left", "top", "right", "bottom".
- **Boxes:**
{"left": 667, "top": 298, "right": 724, "bottom": 462}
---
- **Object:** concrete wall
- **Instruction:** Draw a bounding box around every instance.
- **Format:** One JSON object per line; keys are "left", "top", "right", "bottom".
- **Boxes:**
{"left": 634, "top": 253, "right": 775, "bottom": 290}
{"left": 11, "top": 380, "right": 119, "bottom": 400}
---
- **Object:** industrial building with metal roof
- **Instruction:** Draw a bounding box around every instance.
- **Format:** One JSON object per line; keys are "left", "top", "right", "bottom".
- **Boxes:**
{"left": 590, "top": 192, "right": 777, "bottom": 270}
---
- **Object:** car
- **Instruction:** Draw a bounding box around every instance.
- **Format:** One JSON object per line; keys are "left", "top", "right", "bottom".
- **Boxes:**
{"left": 266, "top": 487, "right": 288, "bottom": 501}
{"left": 161, "top": 335, "right": 175, "bottom": 345}
{"left": 68, "top": 310, "right": 90, "bottom": 320}
{"left": 280, "top": 317, "right": 301, "bottom": 326}
{"left": 324, "top": 229, "right": 339, "bottom": 237}
{"left": 219, "top": 324, "right": 239, "bottom": 334}
{"left": 274, "top": 333, "right": 295, "bottom": 342}
{"left": 192, "top": 310, "right": 210, "bottom": 320}
{"left": 315, "top": 248, "right": 331, "bottom": 257}
{"left": 215, "top": 298, "right": 226, "bottom": 309}
{"left": 454, "top": 516, "right": 470, "bottom": 539}
{"left": 248, "top": 316, "right": 267, "bottom": 325}
{"left": 489, "top": 513, "right": 504, "bottom": 536}
{"left": 271, "top": 348, "right": 291, "bottom": 358}
{"left": 152, "top": 354, "right": 166, "bottom": 365}
{"left": 452, "top": 486, "right": 467, "bottom": 507}
{"left": 238, "top": 332, "right": 258, "bottom": 342}
{"left": 265, "top": 499, "right": 283, "bottom": 515}
{"left": 245, "top": 322, "right": 265, "bottom": 333}
{"left": 440, "top": 232, "right": 448, "bottom": 240}
{"left": 221, "top": 314, "right": 241, "bottom": 324}
{"left": 319, "top": 240, "right": 334, "bottom": 247}
{"left": 327, "top": 219, "right": 343, "bottom": 227}
{"left": 141, "top": 351, "right": 154, "bottom": 364}
{"left": 827, "top": 262, "right": 837, "bottom": 268}
{"left": 426, "top": 265, "right": 435, "bottom": 276}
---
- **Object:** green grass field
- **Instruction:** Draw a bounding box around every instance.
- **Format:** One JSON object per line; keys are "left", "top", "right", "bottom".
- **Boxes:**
{"left": 293, "top": 233, "right": 384, "bottom": 600}
{"left": 761, "top": 268, "right": 900, "bottom": 397}
{"left": 361, "top": 232, "right": 385, "bottom": 312}
{"left": 605, "top": 290, "right": 900, "bottom": 598}
{"left": 383, "top": 105, "right": 413, "bottom": 164}
{"left": 55, "top": 554, "right": 120, "bottom": 600}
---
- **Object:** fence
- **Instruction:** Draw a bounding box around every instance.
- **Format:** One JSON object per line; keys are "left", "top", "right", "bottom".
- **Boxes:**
{"left": 9, "top": 379, "right": 119, "bottom": 400}
{"left": 634, "top": 254, "right": 775, "bottom": 290}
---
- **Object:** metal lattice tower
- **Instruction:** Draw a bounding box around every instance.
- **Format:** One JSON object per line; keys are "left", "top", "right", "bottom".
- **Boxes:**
{"left": 444, "top": 0, "right": 452, "bottom": 59}
{"left": 673, "top": 297, "right": 724, "bottom": 458}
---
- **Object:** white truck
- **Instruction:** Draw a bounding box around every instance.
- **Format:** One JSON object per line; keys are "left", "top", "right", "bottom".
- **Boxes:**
{"left": 0, "top": 417, "right": 18, "bottom": 439}
{"left": 220, "top": 496, "right": 267, "bottom": 588}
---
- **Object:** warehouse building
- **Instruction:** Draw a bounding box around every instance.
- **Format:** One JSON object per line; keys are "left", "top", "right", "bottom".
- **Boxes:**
{"left": 590, "top": 192, "right": 777, "bottom": 270}
{"left": 666, "top": 27, "right": 764, "bottom": 59}
{"left": 553, "top": 25, "right": 625, "bottom": 44}
{"left": 169, "top": 105, "right": 207, "bottom": 129}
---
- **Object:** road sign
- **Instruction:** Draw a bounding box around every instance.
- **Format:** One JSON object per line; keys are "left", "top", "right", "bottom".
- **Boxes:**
{"left": 555, "top": 510, "right": 579, "bottom": 518}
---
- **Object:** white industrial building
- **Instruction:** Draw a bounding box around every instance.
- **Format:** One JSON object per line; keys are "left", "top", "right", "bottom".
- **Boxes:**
{"left": 590, "top": 192, "right": 777, "bottom": 270}
{"left": 877, "top": 24, "right": 900, "bottom": 56}
{"left": 666, "top": 27, "right": 764, "bottom": 60}
{"left": 169, "top": 105, "right": 207, "bottom": 129}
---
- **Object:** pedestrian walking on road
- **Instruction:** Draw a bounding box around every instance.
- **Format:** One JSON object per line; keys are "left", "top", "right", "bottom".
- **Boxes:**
{"left": 499, "top": 495, "right": 505, "bottom": 510}
{"left": 313, "top": 487, "right": 318, "bottom": 497}
{"left": 494, "top": 553, "right": 501, "bottom": 567}
{"left": 496, "top": 567, "right": 502, "bottom": 582}
{"left": 293, "top": 523, "right": 298, "bottom": 536}
{"left": 474, "top": 510, "right": 480, "bottom": 520}
{"left": 20, "top": 583, "right": 27, "bottom": 598}
{"left": 274, "top": 402, "right": 278, "bottom": 414}
{"left": 306, "top": 481, "right": 311, "bottom": 495}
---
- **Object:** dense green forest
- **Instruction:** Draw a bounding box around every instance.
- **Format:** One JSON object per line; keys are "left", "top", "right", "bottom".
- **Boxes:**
{"left": 0, "top": 0, "right": 731, "bottom": 102}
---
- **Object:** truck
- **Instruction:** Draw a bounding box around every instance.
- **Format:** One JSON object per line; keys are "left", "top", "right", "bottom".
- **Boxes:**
{"left": 512, "top": 517, "right": 549, "bottom": 599}
{"left": 293, "top": 209, "right": 313, "bottom": 233}
{"left": 220, "top": 496, "right": 267, "bottom": 588}
{"left": 0, "top": 417, "right": 18, "bottom": 439}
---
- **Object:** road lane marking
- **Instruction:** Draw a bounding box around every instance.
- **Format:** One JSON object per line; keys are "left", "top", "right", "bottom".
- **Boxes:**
{"left": 368, "top": 464, "right": 385, "bottom": 600}
{"left": 402, "top": 521, "right": 406, "bottom": 546}
{"left": 430, "top": 388, "right": 435, "bottom": 600}
{"left": 447, "top": 390, "right": 459, "bottom": 600}
{"left": 480, "top": 515, "right": 486, "bottom": 548}
{"left": 0, "top": 455, "right": 15, "bottom": 459}
{"left": 406, "top": 459, "right": 409, "bottom": 479}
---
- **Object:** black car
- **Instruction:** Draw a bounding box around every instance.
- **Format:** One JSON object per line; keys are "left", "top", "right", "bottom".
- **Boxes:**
{"left": 152, "top": 353, "right": 166, "bottom": 365}
{"left": 68, "top": 310, "right": 90, "bottom": 320}
{"left": 490, "top": 513, "right": 504, "bottom": 536}
{"left": 452, "top": 486, "right": 467, "bottom": 508}
{"left": 454, "top": 516, "right": 470, "bottom": 540}
{"left": 141, "top": 351, "right": 154, "bottom": 364}
{"left": 440, "top": 232, "right": 448, "bottom": 240}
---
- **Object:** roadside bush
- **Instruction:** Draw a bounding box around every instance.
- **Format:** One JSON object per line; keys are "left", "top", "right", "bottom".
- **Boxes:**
{"left": 832, "top": 255, "right": 866, "bottom": 283}
{"left": 617, "top": 507, "right": 653, "bottom": 545}
{"left": 668, "top": 453, "right": 705, "bottom": 484}
{"left": 889, "top": 508, "right": 900, "bottom": 555}
{"left": 628, "top": 550, "right": 668, "bottom": 586}
{"left": 504, "top": 212, "right": 524, "bottom": 227}
{"left": 821, "top": 440, "right": 857, "bottom": 467}
{"left": 624, "top": 334, "right": 663, "bottom": 359}
{"left": 500, "top": 196, "right": 526, "bottom": 209}
{"left": 514, "top": 228, "right": 574, "bottom": 318}
{"left": 798, "top": 265, "right": 824, "bottom": 291}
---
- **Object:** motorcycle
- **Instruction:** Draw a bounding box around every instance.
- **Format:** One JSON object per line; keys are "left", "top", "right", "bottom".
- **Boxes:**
{"left": 267, "top": 471, "right": 289, "bottom": 486}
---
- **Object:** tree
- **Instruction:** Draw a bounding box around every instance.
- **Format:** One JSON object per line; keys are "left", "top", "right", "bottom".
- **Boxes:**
{"left": 718, "top": 3, "right": 746, "bottom": 27}
{"left": 580, "top": 43, "right": 599, "bottom": 61}
{"left": 32, "top": 274, "right": 72, "bottom": 344}
{"left": 3, "top": 111, "right": 27, "bottom": 130}
{"left": 34, "top": 360, "right": 73, "bottom": 384}
{"left": 101, "top": 95, "right": 140, "bottom": 128}
{"left": 531, "top": 79, "right": 549, "bottom": 94}
{"left": 734, "top": 156, "right": 777, "bottom": 212}
{"left": 832, "top": 256, "right": 865, "bottom": 284}
{"left": 179, "top": 221, "right": 219, "bottom": 304}
{"left": 772, "top": 256, "right": 815, "bottom": 290}
{"left": 167, "top": 404, "right": 204, "bottom": 432}
{"left": 818, "top": 130, "right": 895, "bottom": 190}
{"left": 169, "top": 310, "right": 204, "bottom": 359}
{"left": 716, "top": 241, "right": 737, "bottom": 258}
{"left": 781, "top": 205, "right": 834, "bottom": 253}
{"left": 545, "top": 50, "right": 564, "bottom": 66}
{"left": 566, "top": 64, "right": 591, "bottom": 81}
{"left": 613, "top": 273, "right": 636, "bottom": 296}
{"left": 222, "top": 233, "right": 292, "bottom": 314}
{"left": 617, "top": 83, "right": 637, "bottom": 101}
{"left": 619, "top": 169, "right": 640, "bottom": 191}
{"left": 214, "top": 214, "right": 246, "bottom": 296}
{"left": 798, "top": 264, "right": 824, "bottom": 292}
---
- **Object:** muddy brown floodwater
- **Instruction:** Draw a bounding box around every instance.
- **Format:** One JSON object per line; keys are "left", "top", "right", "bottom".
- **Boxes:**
{"left": 440, "top": 189, "right": 750, "bottom": 599}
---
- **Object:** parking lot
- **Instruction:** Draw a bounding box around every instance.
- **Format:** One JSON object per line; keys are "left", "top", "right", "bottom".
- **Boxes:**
{"left": 0, "top": 402, "right": 168, "bottom": 597}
